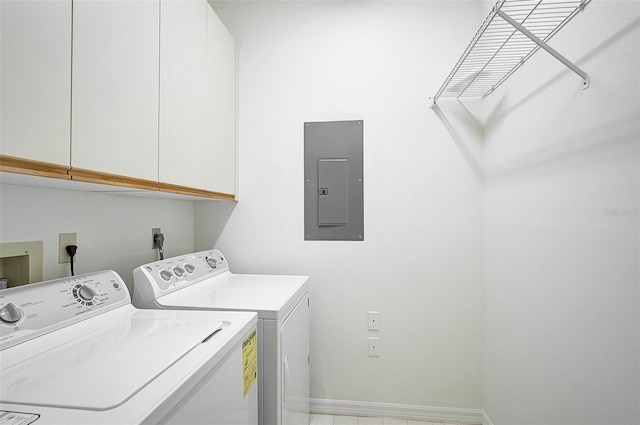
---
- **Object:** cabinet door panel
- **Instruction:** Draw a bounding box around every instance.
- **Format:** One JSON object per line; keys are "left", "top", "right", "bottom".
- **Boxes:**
{"left": 159, "top": 0, "right": 236, "bottom": 195}
{"left": 72, "top": 0, "right": 159, "bottom": 181}
{"left": 159, "top": 0, "right": 207, "bottom": 189}
{"left": 0, "top": 0, "right": 71, "bottom": 166}
{"left": 206, "top": 5, "right": 237, "bottom": 195}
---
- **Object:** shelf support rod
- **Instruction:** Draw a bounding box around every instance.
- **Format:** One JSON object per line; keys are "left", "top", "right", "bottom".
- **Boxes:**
{"left": 496, "top": 9, "right": 589, "bottom": 90}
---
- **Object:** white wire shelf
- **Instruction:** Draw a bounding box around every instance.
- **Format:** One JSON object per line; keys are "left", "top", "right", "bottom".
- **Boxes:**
{"left": 433, "top": 0, "right": 591, "bottom": 103}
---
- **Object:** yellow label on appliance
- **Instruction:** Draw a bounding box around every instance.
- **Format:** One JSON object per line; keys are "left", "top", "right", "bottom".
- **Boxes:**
{"left": 242, "top": 328, "right": 258, "bottom": 397}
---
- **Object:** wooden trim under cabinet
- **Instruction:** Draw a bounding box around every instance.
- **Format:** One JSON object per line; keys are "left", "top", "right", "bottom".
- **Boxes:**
{"left": 158, "top": 181, "right": 236, "bottom": 201}
{"left": 0, "top": 155, "right": 71, "bottom": 179}
{"left": 1, "top": 157, "right": 236, "bottom": 201}
{"left": 69, "top": 167, "right": 158, "bottom": 191}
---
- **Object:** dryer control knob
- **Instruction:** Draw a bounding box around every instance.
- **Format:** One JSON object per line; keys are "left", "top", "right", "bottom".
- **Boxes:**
{"left": 160, "top": 269, "right": 173, "bottom": 282}
{"left": 173, "top": 266, "right": 185, "bottom": 278}
{"left": 77, "top": 284, "right": 98, "bottom": 301}
{"left": 206, "top": 257, "right": 218, "bottom": 269}
{"left": 184, "top": 263, "right": 196, "bottom": 274}
{"left": 0, "top": 303, "right": 23, "bottom": 324}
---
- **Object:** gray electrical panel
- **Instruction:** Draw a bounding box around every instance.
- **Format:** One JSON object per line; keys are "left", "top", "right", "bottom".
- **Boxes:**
{"left": 304, "top": 120, "right": 364, "bottom": 241}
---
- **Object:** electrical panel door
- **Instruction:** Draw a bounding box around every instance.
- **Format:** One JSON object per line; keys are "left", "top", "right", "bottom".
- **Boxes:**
{"left": 304, "top": 120, "right": 364, "bottom": 241}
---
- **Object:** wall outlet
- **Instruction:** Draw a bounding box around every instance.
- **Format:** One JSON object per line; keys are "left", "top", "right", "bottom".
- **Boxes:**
{"left": 58, "top": 233, "right": 77, "bottom": 264}
{"left": 368, "top": 337, "right": 380, "bottom": 357}
{"left": 368, "top": 311, "right": 380, "bottom": 331}
{"left": 152, "top": 228, "right": 162, "bottom": 249}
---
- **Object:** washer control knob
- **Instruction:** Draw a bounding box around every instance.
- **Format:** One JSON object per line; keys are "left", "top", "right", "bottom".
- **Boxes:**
{"left": 0, "top": 303, "right": 23, "bottom": 324}
{"left": 160, "top": 269, "right": 173, "bottom": 282}
{"left": 77, "top": 284, "right": 98, "bottom": 301}
{"left": 206, "top": 257, "right": 218, "bottom": 269}
{"left": 184, "top": 263, "right": 196, "bottom": 274}
{"left": 173, "top": 266, "right": 185, "bottom": 278}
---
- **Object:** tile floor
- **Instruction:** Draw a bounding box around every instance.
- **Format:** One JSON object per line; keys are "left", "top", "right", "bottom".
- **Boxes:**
{"left": 310, "top": 414, "right": 460, "bottom": 425}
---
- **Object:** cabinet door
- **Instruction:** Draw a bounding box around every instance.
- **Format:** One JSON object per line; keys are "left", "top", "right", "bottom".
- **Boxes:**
{"left": 159, "top": 0, "right": 236, "bottom": 196}
{"left": 0, "top": 0, "right": 71, "bottom": 167}
{"left": 158, "top": 0, "right": 207, "bottom": 190}
{"left": 205, "top": 6, "right": 237, "bottom": 195}
{"left": 71, "top": 0, "right": 159, "bottom": 182}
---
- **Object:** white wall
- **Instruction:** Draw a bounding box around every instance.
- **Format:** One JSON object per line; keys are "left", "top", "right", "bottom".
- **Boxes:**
{"left": 482, "top": 1, "right": 640, "bottom": 423}
{"left": 0, "top": 183, "right": 195, "bottom": 293}
{"left": 203, "top": 1, "right": 485, "bottom": 410}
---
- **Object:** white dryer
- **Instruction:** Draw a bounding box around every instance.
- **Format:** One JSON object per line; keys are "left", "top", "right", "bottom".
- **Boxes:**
{"left": 0, "top": 270, "right": 258, "bottom": 425}
{"left": 132, "top": 250, "right": 309, "bottom": 425}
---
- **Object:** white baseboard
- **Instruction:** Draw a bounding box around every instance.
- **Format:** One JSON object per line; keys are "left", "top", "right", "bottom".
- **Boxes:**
{"left": 309, "top": 398, "right": 486, "bottom": 424}
{"left": 481, "top": 411, "right": 494, "bottom": 425}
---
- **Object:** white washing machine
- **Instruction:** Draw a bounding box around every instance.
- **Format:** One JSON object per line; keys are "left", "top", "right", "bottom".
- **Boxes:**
{"left": 132, "top": 250, "right": 309, "bottom": 425}
{"left": 0, "top": 270, "right": 258, "bottom": 425}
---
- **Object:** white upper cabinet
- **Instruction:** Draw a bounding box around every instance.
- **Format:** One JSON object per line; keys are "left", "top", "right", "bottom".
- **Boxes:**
{"left": 205, "top": 5, "right": 237, "bottom": 196}
{"left": 71, "top": 0, "right": 160, "bottom": 181}
{"left": 159, "top": 0, "right": 237, "bottom": 195}
{"left": 159, "top": 0, "right": 207, "bottom": 190}
{"left": 0, "top": 0, "right": 72, "bottom": 166}
{"left": 1, "top": 0, "right": 235, "bottom": 198}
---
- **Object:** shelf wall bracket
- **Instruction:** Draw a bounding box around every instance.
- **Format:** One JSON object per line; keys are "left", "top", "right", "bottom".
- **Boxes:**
{"left": 496, "top": 9, "right": 589, "bottom": 90}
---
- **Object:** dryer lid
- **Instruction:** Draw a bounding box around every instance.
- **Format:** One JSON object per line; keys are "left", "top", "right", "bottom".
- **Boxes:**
{"left": 0, "top": 310, "right": 223, "bottom": 411}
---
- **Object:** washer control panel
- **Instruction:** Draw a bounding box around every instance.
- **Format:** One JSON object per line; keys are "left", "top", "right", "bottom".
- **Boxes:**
{"left": 135, "top": 250, "right": 228, "bottom": 293}
{"left": 0, "top": 271, "right": 129, "bottom": 350}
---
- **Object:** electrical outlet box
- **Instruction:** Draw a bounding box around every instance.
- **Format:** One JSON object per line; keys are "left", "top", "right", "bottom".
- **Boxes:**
{"left": 152, "top": 228, "right": 162, "bottom": 249}
{"left": 368, "top": 337, "right": 380, "bottom": 357}
{"left": 368, "top": 311, "right": 380, "bottom": 331}
{"left": 58, "top": 233, "right": 77, "bottom": 264}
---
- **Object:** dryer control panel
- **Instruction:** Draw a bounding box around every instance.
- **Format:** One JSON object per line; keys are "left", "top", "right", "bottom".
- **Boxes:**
{"left": 0, "top": 271, "right": 129, "bottom": 350}
{"left": 132, "top": 250, "right": 229, "bottom": 305}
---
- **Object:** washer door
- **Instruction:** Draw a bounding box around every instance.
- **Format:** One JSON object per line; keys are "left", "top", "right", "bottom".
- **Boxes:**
{"left": 0, "top": 311, "right": 222, "bottom": 411}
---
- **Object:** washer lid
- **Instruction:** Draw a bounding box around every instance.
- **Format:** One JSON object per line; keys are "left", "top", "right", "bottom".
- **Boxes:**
{"left": 0, "top": 310, "right": 223, "bottom": 411}
{"left": 157, "top": 273, "right": 309, "bottom": 320}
